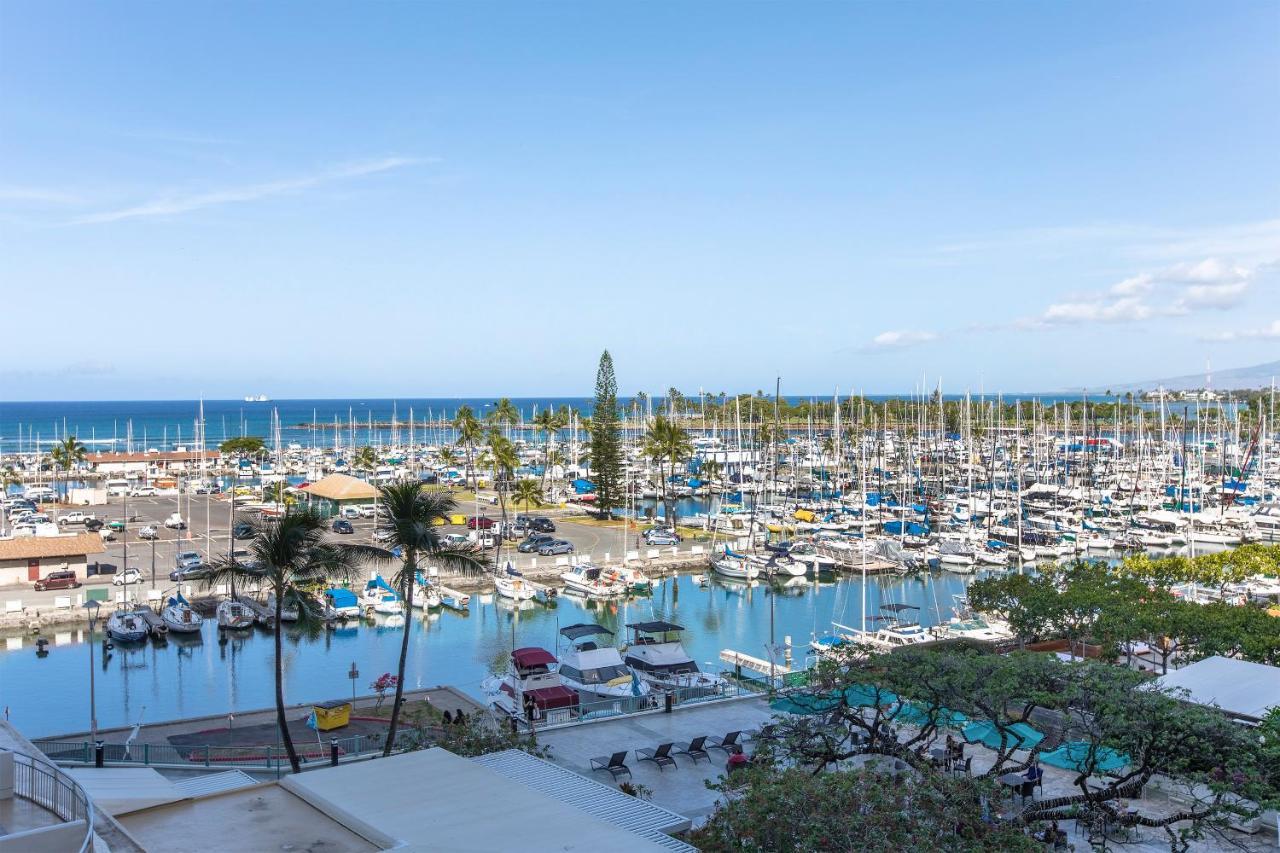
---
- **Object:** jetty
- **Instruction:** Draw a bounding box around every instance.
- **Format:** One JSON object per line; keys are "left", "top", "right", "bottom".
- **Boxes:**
{"left": 134, "top": 604, "right": 168, "bottom": 638}
{"left": 233, "top": 595, "right": 274, "bottom": 626}
{"left": 436, "top": 585, "right": 471, "bottom": 610}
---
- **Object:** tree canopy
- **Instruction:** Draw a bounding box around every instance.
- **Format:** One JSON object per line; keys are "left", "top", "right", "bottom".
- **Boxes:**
{"left": 218, "top": 436, "right": 265, "bottom": 455}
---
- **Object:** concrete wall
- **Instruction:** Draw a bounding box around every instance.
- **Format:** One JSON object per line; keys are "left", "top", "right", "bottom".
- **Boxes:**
{"left": 0, "top": 556, "right": 89, "bottom": 587}
{"left": 0, "top": 819, "right": 88, "bottom": 853}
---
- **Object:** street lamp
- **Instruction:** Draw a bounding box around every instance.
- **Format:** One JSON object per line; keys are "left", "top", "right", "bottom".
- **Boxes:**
{"left": 82, "top": 600, "right": 101, "bottom": 763}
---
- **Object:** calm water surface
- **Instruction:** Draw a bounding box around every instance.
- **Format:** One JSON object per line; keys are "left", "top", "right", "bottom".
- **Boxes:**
{"left": 0, "top": 571, "right": 982, "bottom": 738}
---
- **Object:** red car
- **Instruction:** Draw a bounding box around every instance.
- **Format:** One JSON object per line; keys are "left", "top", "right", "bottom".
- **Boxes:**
{"left": 466, "top": 516, "right": 495, "bottom": 530}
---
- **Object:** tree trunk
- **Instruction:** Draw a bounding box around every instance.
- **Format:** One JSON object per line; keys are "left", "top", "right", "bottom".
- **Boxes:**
{"left": 274, "top": 590, "right": 302, "bottom": 773}
{"left": 383, "top": 555, "right": 415, "bottom": 757}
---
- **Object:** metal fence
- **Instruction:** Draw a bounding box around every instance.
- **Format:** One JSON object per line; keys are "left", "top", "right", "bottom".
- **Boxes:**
{"left": 516, "top": 677, "right": 765, "bottom": 732}
{"left": 4, "top": 747, "right": 95, "bottom": 853}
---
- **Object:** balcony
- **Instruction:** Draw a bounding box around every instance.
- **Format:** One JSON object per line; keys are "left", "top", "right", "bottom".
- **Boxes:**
{"left": 0, "top": 747, "right": 94, "bottom": 853}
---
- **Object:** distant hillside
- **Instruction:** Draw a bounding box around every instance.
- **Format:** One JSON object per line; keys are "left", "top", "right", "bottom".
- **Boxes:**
{"left": 1108, "top": 359, "right": 1280, "bottom": 392}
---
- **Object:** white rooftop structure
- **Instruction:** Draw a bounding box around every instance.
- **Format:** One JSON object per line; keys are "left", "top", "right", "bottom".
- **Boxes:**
{"left": 1156, "top": 655, "right": 1280, "bottom": 722}
{"left": 280, "top": 747, "right": 688, "bottom": 852}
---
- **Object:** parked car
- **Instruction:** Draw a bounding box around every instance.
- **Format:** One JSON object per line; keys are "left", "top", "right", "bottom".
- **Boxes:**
{"left": 340, "top": 506, "right": 362, "bottom": 519}
{"left": 34, "top": 570, "right": 81, "bottom": 591}
{"left": 441, "top": 533, "right": 475, "bottom": 550}
{"left": 130, "top": 486, "right": 159, "bottom": 497}
{"left": 112, "top": 567, "right": 144, "bottom": 586}
{"left": 475, "top": 531, "right": 499, "bottom": 549}
{"left": 467, "top": 516, "right": 495, "bottom": 530}
{"left": 517, "top": 534, "right": 555, "bottom": 553}
{"left": 170, "top": 565, "right": 211, "bottom": 582}
{"left": 644, "top": 528, "right": 682, "bottom": 546}
{"left": 175, "top": 551, "right": 202, "bottom": 570}
{"left": 373, "top": 527, "right": 396, "bottom": 543}
{"left": 512, "top": 515, "right": 532, "bottom": 533}
{"left": 232, "top": 523, "right": 254, "bottom": 540}
{"left": 332, "top": 518, "right": 354, "bottom": 534}
{"left": 58, "top": 511, "right": 96, "bottom": 527}
{"left": 137, "top": 525, "right": 159, "bottom": 540}
{"left": 193, "top": 483, "right": 221, "bottom": 495}
{"left": 107, "top": 516, "right": 139, "bottom": 532}
{"left": 98, "top": 528, "right": 115, "bottom": 541}
{"left": 537, "top": 539, "right": 574, "bottom": 556}
{"left": 84, "top": 518, "right": 105, "bottom": 532}
{"left": 163, "top": 513, "right": 187, "bottom": 530}
{"left": 529, "top": 517, "right": 556, "bottom": 533}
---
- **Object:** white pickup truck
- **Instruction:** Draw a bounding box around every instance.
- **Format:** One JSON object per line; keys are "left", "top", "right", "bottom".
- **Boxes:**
{"left": 58, "top": 511, "right": 97, "bottom": 526}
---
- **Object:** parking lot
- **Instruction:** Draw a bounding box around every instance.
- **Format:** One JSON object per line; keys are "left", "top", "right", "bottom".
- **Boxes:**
{"left": 3, "top": 491, "right": 708, "bottom": 598}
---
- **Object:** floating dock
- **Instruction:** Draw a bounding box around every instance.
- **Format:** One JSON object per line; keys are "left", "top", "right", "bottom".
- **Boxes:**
{"left": 134, "top": 604, "right": 168, "bottom": 638}
{"left": 234, "top": 595, "right": 274, "bottom": 626}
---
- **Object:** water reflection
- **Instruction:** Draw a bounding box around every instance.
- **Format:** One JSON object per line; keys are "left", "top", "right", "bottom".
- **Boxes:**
{"left": 1, "top": 570, "right": 986, "bottom": 737}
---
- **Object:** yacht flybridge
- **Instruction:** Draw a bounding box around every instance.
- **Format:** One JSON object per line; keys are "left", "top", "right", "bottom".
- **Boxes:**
{"left": 557, "top": 624, "right": 651, "bottom": 702}
{"left": 622, "top": 621, "right": 726, "bottom": 693}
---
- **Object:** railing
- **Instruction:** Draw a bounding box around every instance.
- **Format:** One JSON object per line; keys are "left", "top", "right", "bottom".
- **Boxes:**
{"left": 517, "top": 677, "right": 762, "bottom": 732}
{"left": 4, "top": 747, "right": 95, "bottom": 853}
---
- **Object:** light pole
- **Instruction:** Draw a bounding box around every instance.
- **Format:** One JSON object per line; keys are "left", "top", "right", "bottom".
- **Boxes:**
{"left": 83, "top": 600, "right": 101, "bottom": 757}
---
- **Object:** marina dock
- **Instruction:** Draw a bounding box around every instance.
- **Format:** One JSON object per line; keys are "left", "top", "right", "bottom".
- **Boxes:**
{"left": 134, "top": 604, "right": 168, "bottom": 638}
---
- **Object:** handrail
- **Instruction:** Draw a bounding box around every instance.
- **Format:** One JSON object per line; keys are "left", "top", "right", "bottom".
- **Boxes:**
{"left": 2, "top": 746, "right": 95, "bottom": 853}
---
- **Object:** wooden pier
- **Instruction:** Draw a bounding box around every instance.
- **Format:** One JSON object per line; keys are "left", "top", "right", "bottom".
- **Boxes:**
{"left": 134, "top": 604, "right": 168, "bottom": 638}
{"left": 234, "top": 595, "right": 274, "bottom": 627}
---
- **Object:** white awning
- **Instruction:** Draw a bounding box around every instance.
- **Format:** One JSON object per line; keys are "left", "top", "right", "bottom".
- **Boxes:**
{"left": 1156, "top": 656, "right": 1280, "bottom": 722}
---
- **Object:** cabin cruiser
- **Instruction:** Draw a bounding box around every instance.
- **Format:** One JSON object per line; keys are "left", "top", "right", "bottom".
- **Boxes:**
{"left": 934, "top": 540, "right": 976, "bottom": 572}
{"left": 602, "top": 564, "right": 651, "bottom": 593}
{"left": 215, "top": 599, "right": 255, "bottom": 630}
{"left": 161, "top": 594, "right": 203, "bottom": 634}
{"left": 323, "top": 588, "right": 362, "bottom": 620}
{"left": 560, "top": 563, "right": 626, "bottom": 598}
{"left": 709, "top": 548, "right": 760, "bottom": 580}
{"left": 787, "top": 541, "right": 837, "bottom": 572}
{"left": 936, "top": 597, "right": 1013, "bottom": 642}
{"left": 483, "top": 647, "right": 579, "bottom": 725}
{"left": 556, "top": 624, "right": 651, "bottom": 703}
{"left": 622, "top": 621, "right": 726, "bottom": 693}
{"left": 106, "top": 608, "right": 148, "bottom": 643}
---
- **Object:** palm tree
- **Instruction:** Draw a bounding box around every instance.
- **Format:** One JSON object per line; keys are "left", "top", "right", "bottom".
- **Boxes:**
{"left": 49, "top": 436, "right": 87, "bottom": 504}
{"left": 513, "top": 479, "right": 543, "bottom": 514}
{"left": 485, "top": 430, "right": 520, "bottom": 560}
{"left": 352, "top": 445, "right": 378, "bottom": 478}
{"left": 644, "top": 416, "right": 692, "bottom": 527}
{"left": 204, "top": 509, "right": 381, "bottom": 773}
{"left": 377, "top": 483, "right": 484, "bottom": 756}
{"left": 699, "top": 458, "right": 723, "bottom": 489}
{"left": 532, "top": 407, "right": 565, "bottom": 492}
{"left": 453, "top": 406, "right": 482, "bottom": 488}
{"left": 488, "top": 398, "right": 520, "bottom": 435}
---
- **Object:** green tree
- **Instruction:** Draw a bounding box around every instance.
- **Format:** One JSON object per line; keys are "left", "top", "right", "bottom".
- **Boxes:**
{"left": 218, "top": 436, "right": 265, "bottom": 455}
{"left": 376, "top": 483, "right": 484, "bottom": 756}
{"left": 643, "top": 415, "right": 692, "bottom": 527}
{"left": 589, "top": 350, "right": 624, "bottom": 516}
{"left": 352, "top": 445, "right": 378, "bottom": 475}
{"left": 262, "top": 481, "right": 297, "bottom": 507}
{"left": 512, "top": 479, "right": 543, "bottom": 514}
{"left": 487, "top": 397, "right": 520, "bottom": 431}
{"left": 204, "top": 509, "right": 378, "bottom": 773}
{"left": 49, "top": 435, "right": 87, "bottom": 504}
{"left": 532, "top": 407, "right": 564, "bottom": 491}
{"left": 453, "top": 406, "right": 483, "bottom": 488}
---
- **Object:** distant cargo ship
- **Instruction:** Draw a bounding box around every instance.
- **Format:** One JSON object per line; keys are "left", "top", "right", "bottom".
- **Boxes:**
{"left": 243, "top": 394, "right": 271, "bottom": 403}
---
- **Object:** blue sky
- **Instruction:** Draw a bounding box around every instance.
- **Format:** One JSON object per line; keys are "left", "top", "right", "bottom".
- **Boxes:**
{"left": 2, "top": 1, "right": 1277, "bottom": 400}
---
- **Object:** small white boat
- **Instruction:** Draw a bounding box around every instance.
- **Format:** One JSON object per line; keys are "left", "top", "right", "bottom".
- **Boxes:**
{"left": 216, "top": 600, "right": 255, "bottom": 630}
{"left": 323, "top": 588, "right": 361, "bottom": 619}
{"left": 106, "top": 609, "right": 148, "bottom": 643}
{"left": 482, "top": 647, "right": 579, "bottom": 724}
{"left": 495, "top": 566, "right": 537, "bottom": 601}
{"left": 362, "top": 576, "right": 403, "bottom": 614}
{"left": 560, "top": 563, "right": 626, "bottom": 598}
{"left": 557, "top": 623, "right": 651, "bottom": 703}
{"left": 622, "top": 621, "right": 727, "bottom": 693}
{"left": 161, "top": 595, "right": 203, "bottom": 634}
{"left": 710, "top": 549, "right": 760, "bottom": 580}
{"left": 412, "top": 572, "right": 442, "bottom": 608}
{"left": 602, "top": 564, "right": 652, "bottom": 593}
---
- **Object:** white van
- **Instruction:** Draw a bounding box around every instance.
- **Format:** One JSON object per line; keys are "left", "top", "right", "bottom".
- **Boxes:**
{"left": 105, "top": 479, "right": 131, "bottom": 497}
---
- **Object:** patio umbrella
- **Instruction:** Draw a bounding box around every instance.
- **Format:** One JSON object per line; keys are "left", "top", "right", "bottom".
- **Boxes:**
{"left": 1039, "top": 741, "right": 1129, "bottom": 774}
{"left": 896, "top": 701, "right": 969, "bottom": 730}
{"left": 962, "top": 720, "right": 1044, "bottom": 751}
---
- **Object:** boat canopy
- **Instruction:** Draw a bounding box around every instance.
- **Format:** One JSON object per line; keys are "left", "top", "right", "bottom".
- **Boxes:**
{"left": 560, "top": 623, "right": 614, "bottom": 641}
{"left": 326, "top": 588, "right": 358, "bottom": 607}
{"left": 365, "top": 575, "right": 396, "bottom": 593}
{"left": 512, "top": 647, "right": 558, "bottom": 668}
{"left": 524, "top": 685, "right": 578, "bottom": 710}
{"left": 880, "top": 603, "right": 920, "bottom": 613}
{"left": 626, "top": 620, "right": 684, "bottom": 634}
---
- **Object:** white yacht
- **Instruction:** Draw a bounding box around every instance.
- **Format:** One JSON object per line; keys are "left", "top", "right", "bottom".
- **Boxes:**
{"left": 495, "top": 565, "right": 537, "bottom": 601}
{"left": 556, "top": 624, "right": 651, "bottom": 703}
{"left": 622, "top": 621, "right": 726, "bottom": 693}
{"left": 709, "top": 548, "right": 760, "bottom": 580}
{"left": 560, "top": 563, "right": 625, "bottom": 598}
{"left": 482, "top": 647, "right": 579, "bottom": 724}
{"left": 215, "top": 599, "right": 255, "bottom": 630}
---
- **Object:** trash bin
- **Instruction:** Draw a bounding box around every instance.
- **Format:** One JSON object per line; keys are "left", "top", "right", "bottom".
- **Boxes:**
{"left": 312, "top": 700, "right": 351, "bottom": 731}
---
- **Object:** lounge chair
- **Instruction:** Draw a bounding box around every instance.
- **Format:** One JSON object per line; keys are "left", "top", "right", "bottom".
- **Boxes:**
{"left": 674, "top": 736, "right": 710, "bottom": 765}
{"left": 749, "top": 724, "right": 777, "bottom": 742}
{"left": 708, "top": 731, "right": 743, "bottom": 754}
{"left": 590, "top": 751, "right": 631, "bottom": 781}
{"left": 636, "top": 742, "right": 677, "bottom": 771}
{"left": 950, "top": 756, "right": 973, "bottom": 778}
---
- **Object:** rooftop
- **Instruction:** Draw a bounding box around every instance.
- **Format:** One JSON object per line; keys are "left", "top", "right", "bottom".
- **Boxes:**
{"left": 0, "top": 531, "right": 106, "bottom": 560}
{"left": 299, "top": 473, "right": 378, "bottom": 502}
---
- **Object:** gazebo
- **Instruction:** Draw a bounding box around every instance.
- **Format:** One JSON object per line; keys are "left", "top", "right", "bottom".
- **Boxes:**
{"left": 299, "top": 473, "right": 378, "bottom": 518}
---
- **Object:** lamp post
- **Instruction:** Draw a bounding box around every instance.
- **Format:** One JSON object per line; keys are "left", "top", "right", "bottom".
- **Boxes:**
{"left": 83, "top": 600, "right": 101, "bottom": 762}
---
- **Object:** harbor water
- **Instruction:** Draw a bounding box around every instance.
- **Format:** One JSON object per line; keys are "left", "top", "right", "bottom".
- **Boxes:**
{"left": 0, "top": 570, "right": 978, "bottom": 738}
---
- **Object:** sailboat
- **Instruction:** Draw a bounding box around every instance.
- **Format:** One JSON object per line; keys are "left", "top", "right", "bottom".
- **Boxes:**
{"left": 161, "top": 594, "right": 203, "bottom": 634}
{"left": 216, "top": 599, "right": 256, "bottom": 630}
{"left": 495, "top": 563, "right": 537, "bottom": 601}
{"left": 106, "top": 607, "right": 148, "bottom": 643}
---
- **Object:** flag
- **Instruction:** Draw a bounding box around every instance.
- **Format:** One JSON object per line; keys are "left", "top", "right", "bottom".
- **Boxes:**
{"left": 306, "top": 711, "right": 317, "bottom": 731}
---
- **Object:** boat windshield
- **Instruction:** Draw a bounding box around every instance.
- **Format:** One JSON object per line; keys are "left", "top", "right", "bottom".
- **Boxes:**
{"left": 562, "top": 664, "right": 630, "bottom": 684}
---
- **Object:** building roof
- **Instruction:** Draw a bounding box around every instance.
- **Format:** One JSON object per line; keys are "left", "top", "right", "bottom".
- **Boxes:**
{"left": 280, "top": 747, "right": 676, "bottom": 851}
{"left": 1156, "top": 655, "right": 1280, "bottom": 722}
{"left": 87, "top": 451, "right": 220, "bottom": 464}
{"left": 299, "top": 473, "right": 378, "bottom": 502}
{"left": 0, "top": 532, "right": 106, "bottom": 560}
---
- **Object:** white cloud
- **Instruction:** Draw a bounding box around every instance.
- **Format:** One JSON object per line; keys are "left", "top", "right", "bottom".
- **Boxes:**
{"left": 862, "top": 330, "right": 939, "bottom": 350}
{"left": 1041, "top": 297, "right": 1152, "bottom": 325}
{"left": 70, "top": 157, "right": 423, "bottom": 225}
{"left": 1199, "top": 320, "right": 1280, "bottom": 342}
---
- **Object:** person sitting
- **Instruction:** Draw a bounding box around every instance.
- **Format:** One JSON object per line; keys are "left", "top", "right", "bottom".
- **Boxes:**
{"left": 946, "top": 733, "right": 963, "bottom": 760}
{"left": 1024, "top": 759, "right": 1043, "bottom": 783}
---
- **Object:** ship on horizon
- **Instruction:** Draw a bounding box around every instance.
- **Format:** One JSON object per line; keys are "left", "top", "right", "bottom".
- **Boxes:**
{"left": 243, "top": 394, "right": 271, "bottom": 403}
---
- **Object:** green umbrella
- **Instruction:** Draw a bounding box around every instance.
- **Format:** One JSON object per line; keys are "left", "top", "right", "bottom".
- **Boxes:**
{"left": 897, "top": 701, "right": 969, "bottom": 730}
{"left": 1039, "top": 741, "right": 1129, "bottom": 774}
{"left": 962, "top": 721, "right": 1044, "bottom": 751}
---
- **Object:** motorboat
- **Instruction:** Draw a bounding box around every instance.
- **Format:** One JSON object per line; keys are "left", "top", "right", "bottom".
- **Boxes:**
{"left": 622, "top": 621, "right": 726, "bottom": 693}
{"left": 709, "top": 548, "right": 760, "bottom": 580}
{"left": 560, "top": 563, "right": 626, "bottom": 598}
{"left": 787, "top": 541, "right": 837, "bottom": 572}
{"left": 934, "top": 540, "right": 976, "bottom": 572}
{"left": 556, "top": 624, "right": 651, "bottom": 703}
{"left": 761, "top": 555, "right": 807, "bottom": 578}
{"left": 161, "top": 594, "right": 203, "bottom": 634}
{"left": 323, "top": 588, "right": 362, "bottom": 620}
{"left": 482, "top": 647, "right": 579, "bottom": 724}
{"left": 602, "top": 564, "right": 651, "bottom": 593}
{"left": 413, "top": 573, "right": 442, "bottom": 609}
{"left": 216, "top": 599, "right": 255, "bottom": 630}
{"left": 106, "top": 608, "right": 148, "bottom": 643}
{"left": 495, "top": 564, "right": 537, "bottom": 601}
